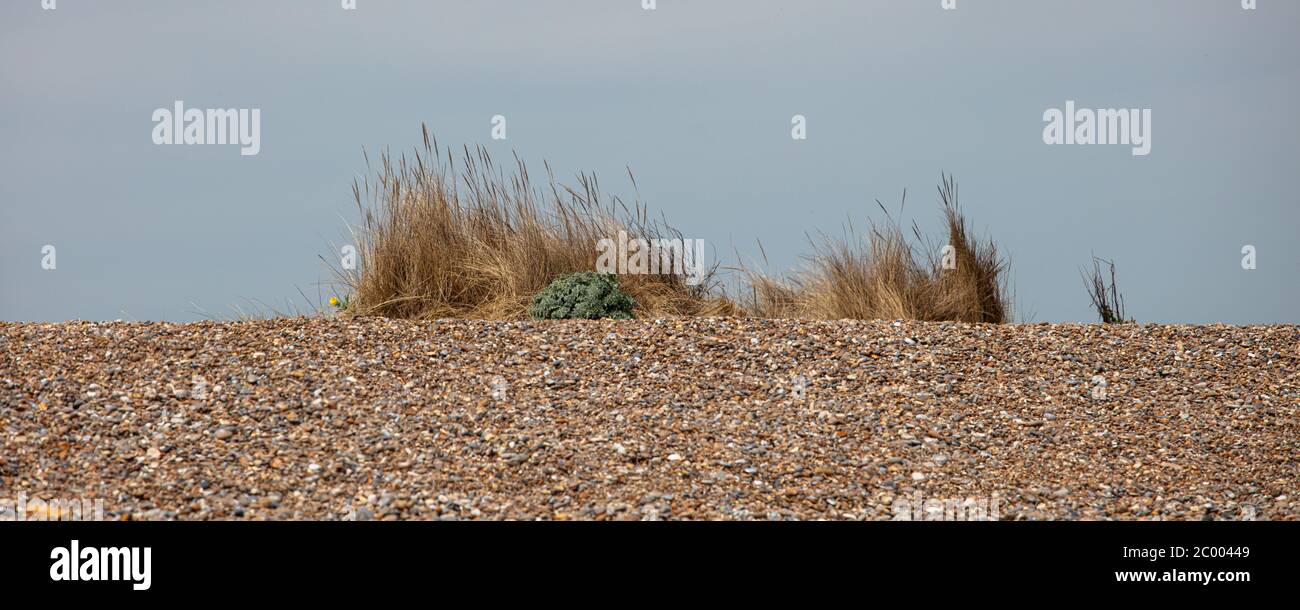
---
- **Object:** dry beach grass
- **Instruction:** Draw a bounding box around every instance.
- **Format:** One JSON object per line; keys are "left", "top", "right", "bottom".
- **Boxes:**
{"left": 338, "top": 126, "right": 737, "bottom": 320}
{"left": 742, "top": 176, "right": 1008, "bottom": 323}
{"left": 335, "top": 128, "right": 1009, "bottom": 323}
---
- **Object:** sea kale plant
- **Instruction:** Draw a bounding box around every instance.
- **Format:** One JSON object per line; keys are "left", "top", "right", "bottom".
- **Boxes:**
{"left": 529, "top": 272, "right": 637, "bottom": 320}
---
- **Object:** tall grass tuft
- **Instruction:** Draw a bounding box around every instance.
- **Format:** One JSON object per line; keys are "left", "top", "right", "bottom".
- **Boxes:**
{"left": 1082, "top": 256, "right": 1131, "bottom": 324}
{"left": 335, "top": 129, "right": 1009, "bottom": 322}
{"left": 335, "top": 125, "right": 736, "bottom": 320}
{"left": 741, "top": 174, "right": 1010, "bottom": 323}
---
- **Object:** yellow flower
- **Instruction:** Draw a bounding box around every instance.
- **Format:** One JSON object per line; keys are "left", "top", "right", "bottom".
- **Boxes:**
{"left": 329, "top": 296, "right": 340, "bottom": 307}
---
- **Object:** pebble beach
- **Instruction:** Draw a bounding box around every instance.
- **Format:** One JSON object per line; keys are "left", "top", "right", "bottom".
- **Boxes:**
{"left": 2, "top": 317, "right": 1296, "bottom": 521}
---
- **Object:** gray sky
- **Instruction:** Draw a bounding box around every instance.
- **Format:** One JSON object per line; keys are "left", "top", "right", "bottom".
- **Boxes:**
{"left": 2, "top": 0, "right": 1297, "bottom": 323}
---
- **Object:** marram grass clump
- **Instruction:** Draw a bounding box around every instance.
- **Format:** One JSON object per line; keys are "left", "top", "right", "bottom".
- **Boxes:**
{"left": 335, "top": 124, "right": 731, "bottom": 320}
{"left": 334, "top": 127, "right": 1010, "bottom": 323}
{"left": 529, "top": 272, "right": 637, "bottom": 320}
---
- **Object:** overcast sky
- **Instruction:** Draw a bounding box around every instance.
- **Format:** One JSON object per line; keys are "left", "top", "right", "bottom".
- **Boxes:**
{"left": 2, "top": 0, "right": 1296, "bottom": 323}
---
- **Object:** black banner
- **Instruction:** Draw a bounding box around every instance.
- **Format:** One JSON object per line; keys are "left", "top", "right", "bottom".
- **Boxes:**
{"left": 0, "top": 521, "right": 1289, "bottom": 600}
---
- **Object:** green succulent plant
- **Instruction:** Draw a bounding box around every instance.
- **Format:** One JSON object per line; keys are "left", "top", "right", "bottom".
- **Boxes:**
{"left": 528, "top": 271, "right": 636, "bottom": 320}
